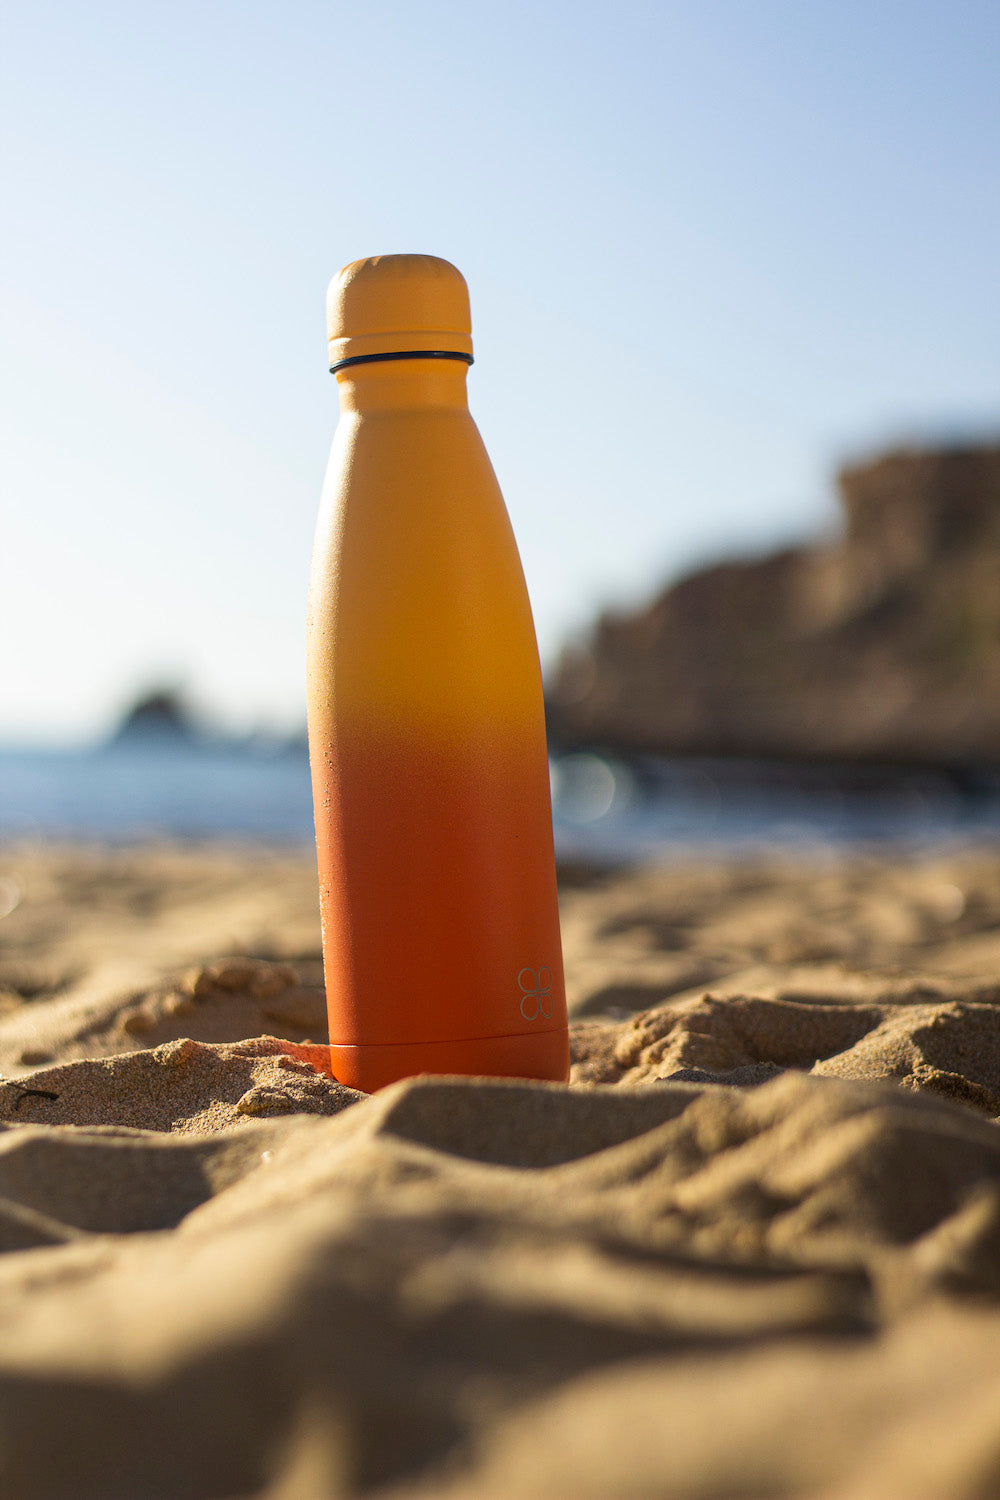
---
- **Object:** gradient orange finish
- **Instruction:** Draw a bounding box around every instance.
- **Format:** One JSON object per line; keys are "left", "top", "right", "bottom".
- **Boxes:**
{"left": 307, "top": 256, "right": 568, "bottom": 1093}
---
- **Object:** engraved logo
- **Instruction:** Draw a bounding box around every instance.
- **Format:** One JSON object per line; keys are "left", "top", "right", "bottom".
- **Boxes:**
{"left": 518, "top": 966, "right": 553, "bottom": 1021}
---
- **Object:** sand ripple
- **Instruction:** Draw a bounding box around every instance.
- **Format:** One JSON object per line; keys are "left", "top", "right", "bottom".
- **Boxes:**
{"left": 0, "top": 845, "right": 999, "bottom": 1495}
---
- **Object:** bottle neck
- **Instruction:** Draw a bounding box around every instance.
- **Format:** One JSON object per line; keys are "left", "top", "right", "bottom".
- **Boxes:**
{"left": 334, "top": 357, "right": 471, "bottom": 413}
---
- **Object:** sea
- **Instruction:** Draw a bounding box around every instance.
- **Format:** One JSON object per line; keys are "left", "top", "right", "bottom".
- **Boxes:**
{"left": 3, "top": 740, "right": 1000, "bottom": 861}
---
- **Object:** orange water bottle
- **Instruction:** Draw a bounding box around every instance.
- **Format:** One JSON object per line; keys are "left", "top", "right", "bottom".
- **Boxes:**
{"left": 306, "top": 254, "right": 569, "bottom": 1092}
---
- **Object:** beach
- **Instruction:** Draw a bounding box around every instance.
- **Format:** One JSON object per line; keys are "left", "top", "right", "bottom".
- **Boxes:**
{"left": 2, "top": 840, "right": 1000, "bottom": 1496}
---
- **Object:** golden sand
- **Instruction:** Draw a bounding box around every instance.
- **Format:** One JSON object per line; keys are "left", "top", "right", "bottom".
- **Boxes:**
{"left": 1, "top": 843, "right": 1000, "bottom": 1496}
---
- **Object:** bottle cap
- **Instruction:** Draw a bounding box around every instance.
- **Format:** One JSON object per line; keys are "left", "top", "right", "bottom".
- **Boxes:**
{"left": 327, "top": 254, "right": 474, "bottom": 372}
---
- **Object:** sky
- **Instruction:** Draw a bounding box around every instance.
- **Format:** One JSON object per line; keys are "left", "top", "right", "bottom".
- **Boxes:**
{"left": 2, "top": 0, "right": 997, "bottom": 744}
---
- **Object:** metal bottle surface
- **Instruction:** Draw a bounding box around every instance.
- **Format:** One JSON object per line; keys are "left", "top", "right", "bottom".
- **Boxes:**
{"left": 307, "top": 255, "right": 568, "bottom": 1092}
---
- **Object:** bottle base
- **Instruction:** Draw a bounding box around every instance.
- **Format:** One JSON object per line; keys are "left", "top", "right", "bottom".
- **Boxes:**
{"left": 329, "top": 1027, "right": 570, "bottom": 1093}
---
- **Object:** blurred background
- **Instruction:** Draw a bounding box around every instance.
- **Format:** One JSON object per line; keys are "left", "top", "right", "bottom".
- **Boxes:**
{"left": 2, "top": 0, "right": 998, "bottom": 852}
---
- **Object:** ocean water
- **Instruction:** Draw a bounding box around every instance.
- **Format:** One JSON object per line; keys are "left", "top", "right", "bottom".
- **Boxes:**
{"left": 3, "top": 742, "right": 1000, "bottom": 860}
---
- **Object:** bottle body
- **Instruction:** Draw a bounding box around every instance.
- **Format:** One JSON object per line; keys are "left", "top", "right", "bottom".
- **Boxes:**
{"left": 307, "top": 359, "right": 568, "bottom": 1092}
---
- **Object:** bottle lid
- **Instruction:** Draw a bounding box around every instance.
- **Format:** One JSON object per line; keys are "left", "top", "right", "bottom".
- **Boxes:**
{"left": 327, "top": 254, "right": 474, "bottom": 372}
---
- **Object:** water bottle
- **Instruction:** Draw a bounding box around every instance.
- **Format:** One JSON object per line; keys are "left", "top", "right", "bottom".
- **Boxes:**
{"left": 307, "top": 254, "right": 569, "bottom": 1092}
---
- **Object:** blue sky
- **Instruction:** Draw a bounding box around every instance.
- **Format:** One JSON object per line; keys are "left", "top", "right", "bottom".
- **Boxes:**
{"left": 3, "top": 0, "right": 997, "bottom": 742}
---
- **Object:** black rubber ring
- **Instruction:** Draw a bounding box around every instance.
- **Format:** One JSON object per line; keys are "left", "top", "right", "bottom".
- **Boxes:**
{"left": 330, "top": 349, "right": 474, "bottom": 374}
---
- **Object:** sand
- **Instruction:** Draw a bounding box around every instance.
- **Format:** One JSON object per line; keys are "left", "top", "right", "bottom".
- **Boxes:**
{"left": 2, "top": 843, "right": 1000, "bottom": 1496}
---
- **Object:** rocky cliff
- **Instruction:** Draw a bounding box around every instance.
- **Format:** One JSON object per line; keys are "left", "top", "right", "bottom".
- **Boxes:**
{"left": 547, "top": 443, "right": 1000, "bottom": 766}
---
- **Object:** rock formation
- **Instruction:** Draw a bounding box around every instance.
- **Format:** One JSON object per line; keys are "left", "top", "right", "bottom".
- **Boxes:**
{"left": 110, "top": 688, "right": 198, "bottom": 746}
{"left": 547, "top": 443, "right": 1000, "bottom": 766}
